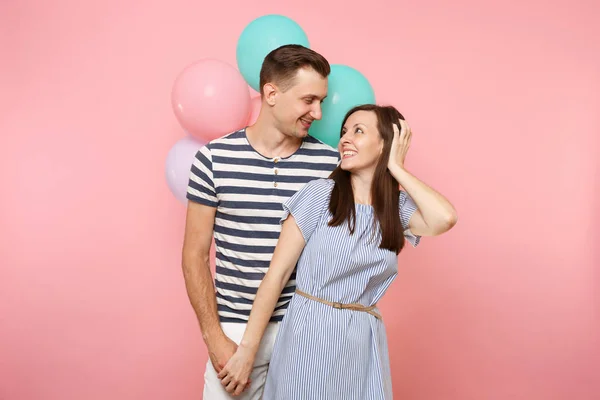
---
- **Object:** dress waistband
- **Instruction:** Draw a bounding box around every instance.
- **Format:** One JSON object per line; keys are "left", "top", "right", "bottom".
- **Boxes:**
{"left": 295, "top": 289, "right": 382, "bottom": 320}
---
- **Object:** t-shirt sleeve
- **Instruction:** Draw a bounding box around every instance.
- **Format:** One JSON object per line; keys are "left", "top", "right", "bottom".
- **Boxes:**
{"left": 186, "top": 145, "right": 218, "bottom": 207}
{"left": 280, "top": 179, "right": 333, "bottom": 243}
{"left": 400, "top": 190, "right": 421, "bottom": 247}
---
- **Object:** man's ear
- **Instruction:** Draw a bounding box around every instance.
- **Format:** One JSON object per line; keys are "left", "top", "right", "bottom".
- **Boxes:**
{"left": 263, "top": 83, "right": 277, "bottom": 106}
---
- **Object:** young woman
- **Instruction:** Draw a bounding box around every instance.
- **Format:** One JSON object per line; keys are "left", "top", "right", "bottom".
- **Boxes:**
{"left": 217, "top": 104, "right": 458, "bottom": 399}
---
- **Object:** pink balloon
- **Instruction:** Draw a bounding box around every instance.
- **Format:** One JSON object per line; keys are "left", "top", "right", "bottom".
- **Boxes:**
{"left": 247, "top": 96, "right": 262, "bottom": 125}
{"left": 171, "top": 59, "right": 251, "bottom": 142}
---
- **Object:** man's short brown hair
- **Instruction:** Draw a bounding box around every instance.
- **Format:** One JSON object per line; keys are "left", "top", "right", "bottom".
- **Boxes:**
{"left": 259, "top": 44, "right": 330, "bottom": 95}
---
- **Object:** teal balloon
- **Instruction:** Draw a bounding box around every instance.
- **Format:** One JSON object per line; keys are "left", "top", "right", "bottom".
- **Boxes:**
{"left": 309, "top": 64, "right": 376, "bottom": 148}
{"left": 236, "top": 15, "right": 310, "bottom": 92}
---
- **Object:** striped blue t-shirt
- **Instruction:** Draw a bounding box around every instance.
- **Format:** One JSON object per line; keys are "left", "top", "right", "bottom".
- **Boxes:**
{"left": 186, "top": 128, "right": 340, "bottom": 323}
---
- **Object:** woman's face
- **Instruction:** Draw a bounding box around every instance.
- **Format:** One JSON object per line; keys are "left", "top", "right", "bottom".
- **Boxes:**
{"left": 338, "top": 110, "right": 384, "bottom": 173}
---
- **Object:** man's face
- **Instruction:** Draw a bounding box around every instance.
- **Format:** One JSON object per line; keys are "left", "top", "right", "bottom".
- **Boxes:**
{"left": 270, "top": 67, "right": 328, "bottom": 139}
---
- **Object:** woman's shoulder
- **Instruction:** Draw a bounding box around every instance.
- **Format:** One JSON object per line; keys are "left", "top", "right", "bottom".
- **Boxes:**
{"left": 302, "top": 178, "right": 335, "bottom": 196}
{"left": 306, "top": 178, "right": 335, "bottom": 189}
{"left": 292, "top": 178, "right": 334, "bottom": 203}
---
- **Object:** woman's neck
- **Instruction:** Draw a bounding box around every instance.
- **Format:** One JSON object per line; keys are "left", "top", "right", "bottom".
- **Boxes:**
{"left": 350, "top": 171, "right": 374, "bottom": 205}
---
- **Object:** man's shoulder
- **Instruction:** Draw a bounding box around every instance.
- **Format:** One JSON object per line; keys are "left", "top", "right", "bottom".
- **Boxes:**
{"left": 202, "top": 129, "right": 254, "bottom": 163}
{"left": 205, "top": 128, "right": 247, "bottom": 149}
{"left": 303, "top": 135, "right": 338, "bottom": 152}
{"left": 298, "top": 136, "right": 340, "bottom": 164}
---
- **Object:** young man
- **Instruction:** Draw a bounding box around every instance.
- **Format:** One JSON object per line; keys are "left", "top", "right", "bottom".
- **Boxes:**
{"left": 181, "top": 44, "right": 339, "bottom": 399}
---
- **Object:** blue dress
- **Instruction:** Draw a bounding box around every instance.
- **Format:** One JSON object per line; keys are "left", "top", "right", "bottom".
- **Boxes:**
{"left": 263, "top": 178, "right": 421, "bottom": 399}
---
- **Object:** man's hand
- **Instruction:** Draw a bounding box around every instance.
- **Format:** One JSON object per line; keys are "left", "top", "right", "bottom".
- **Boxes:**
{"left": 207, "top": 334, "right": 238, "bottom": 373}
{"left": 217, "top": 344, "right": 258, "bottom": 396}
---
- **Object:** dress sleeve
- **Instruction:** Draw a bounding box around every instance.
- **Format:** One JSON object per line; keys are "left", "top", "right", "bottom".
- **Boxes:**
{"left": 281, "top": 179, "right": 334, "bottom": 243}
{"left": 400, "top": 190, "right": 421, "bottom": 247}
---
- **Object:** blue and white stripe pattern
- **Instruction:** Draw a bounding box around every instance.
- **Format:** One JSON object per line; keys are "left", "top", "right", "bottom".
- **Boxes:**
{"left": 263, "top": 178, "right": 420, "bottom": 399}
{"left": 186, "top": 129, "right": 339, "bottom": 323}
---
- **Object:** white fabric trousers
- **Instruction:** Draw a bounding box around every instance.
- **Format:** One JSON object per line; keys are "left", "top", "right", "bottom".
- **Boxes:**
{"left": 203, "top": 322, "right": 280, "bottom": 400}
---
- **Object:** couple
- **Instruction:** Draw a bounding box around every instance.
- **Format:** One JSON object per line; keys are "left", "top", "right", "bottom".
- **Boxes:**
{"left": 182, "top": 44, "right": 457, "bottom": 399}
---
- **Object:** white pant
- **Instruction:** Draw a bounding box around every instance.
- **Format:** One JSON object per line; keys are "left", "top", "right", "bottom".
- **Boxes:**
{"left": 203, "top": 322, "right": 280, "bottom": 400}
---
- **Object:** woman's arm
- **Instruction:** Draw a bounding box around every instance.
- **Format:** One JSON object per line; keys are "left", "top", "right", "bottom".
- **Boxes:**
{"left": 217, "top": 214, "right": 307, "bottom": 396}
{"left": 388, "top": 119, "right": 458, "bottom": 237}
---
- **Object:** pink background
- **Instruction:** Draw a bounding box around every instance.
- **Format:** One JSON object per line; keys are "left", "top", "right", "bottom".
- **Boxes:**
{"left": 1, "top": 0, "right": 598, "bottom": 399}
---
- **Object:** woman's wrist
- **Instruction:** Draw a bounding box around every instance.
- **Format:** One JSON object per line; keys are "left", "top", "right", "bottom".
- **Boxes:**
{"left": 239, "top": 338, "right": 260, "bottom": 354}
{"left": 388, "top": 162, "right": 407, "bottom": 182}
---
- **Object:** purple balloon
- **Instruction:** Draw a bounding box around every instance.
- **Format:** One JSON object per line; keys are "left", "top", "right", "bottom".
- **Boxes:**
{"left": 165, "top": 135, "right": 205, "bottom": 204}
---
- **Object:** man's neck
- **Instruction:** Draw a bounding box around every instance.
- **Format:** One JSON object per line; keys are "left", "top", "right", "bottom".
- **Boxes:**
{"left": 246, "top": 118, "right": 303, "bottom": 159}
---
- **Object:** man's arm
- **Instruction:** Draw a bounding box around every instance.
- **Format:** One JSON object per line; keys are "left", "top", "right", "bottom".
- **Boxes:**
{"left": 182, "top": 201, "right": 237, "bottom": 372}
